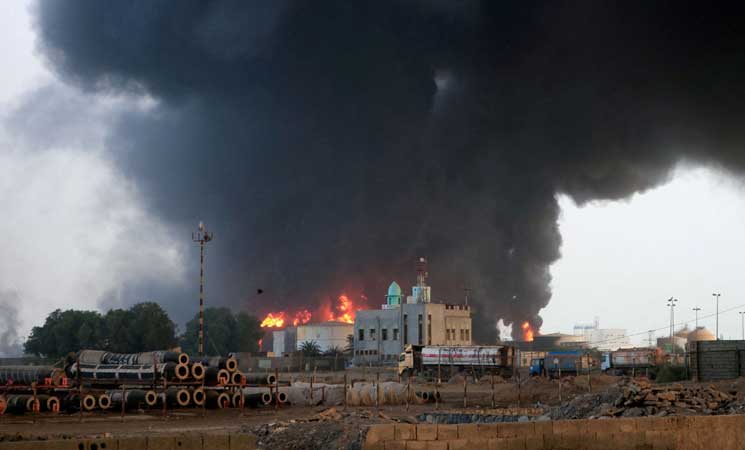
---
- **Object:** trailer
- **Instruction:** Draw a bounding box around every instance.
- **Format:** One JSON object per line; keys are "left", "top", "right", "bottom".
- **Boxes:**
{"left": 601, "top": 348, "right": 656, "bottom": 375}
{"left": 398, "top": 344, "right": 514, "bottom": 378}
{"left": 529, "top": 350, "right": 593, "bottom": 378}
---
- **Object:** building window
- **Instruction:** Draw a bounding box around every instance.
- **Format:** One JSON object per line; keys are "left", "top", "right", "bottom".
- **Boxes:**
{"left": 417, "top": 314, "right": 423, "bottom": 345}
{"left": 359, "top": 329, "right": 364, "bottom": 341}
{"left": 465, "top": 329, "right": 470, "bottom": 342}
{"left": 460, "top": 329, "right": 465, "bottom": 341}
{"left": 370, "top": 329, "right": 376, "bottom": 341}
{"left": 393, "top": 328, "right": 399, "bottom": 341}
{"left": 427, "top": 314, "right": 432, "bottom": 345}
{"left": 382, "top": 328, "right": 388, "bottom": 341}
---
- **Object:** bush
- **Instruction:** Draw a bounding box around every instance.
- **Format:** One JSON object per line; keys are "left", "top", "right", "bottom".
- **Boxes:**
{"left": 653, "top": 364, "right": 688, "bottom": 383}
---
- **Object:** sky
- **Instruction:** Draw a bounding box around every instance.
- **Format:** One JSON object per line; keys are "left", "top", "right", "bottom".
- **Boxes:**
{"left": 2, "top": 2, "right": 745, "bottom": 353}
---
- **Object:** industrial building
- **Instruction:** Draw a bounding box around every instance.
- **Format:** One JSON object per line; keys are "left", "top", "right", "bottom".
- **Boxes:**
{"left": 573, "top": 318, "right": 630, "bottom": 350}
{"left": 353, "top": 258, "right": 472, "bottom": 365}
{"left": 272, "top": 321, "right": 353, "bottom": 355}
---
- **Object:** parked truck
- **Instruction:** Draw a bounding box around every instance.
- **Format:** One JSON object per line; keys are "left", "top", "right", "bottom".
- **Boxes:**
{"left": 601, "top": 348, "right": 656, "bottom": 375}
{"left": 398, "top": 344, "right": 514, "bottom": 378}
{"left": 529, "top": 350, "right": 593, "bottom": 378}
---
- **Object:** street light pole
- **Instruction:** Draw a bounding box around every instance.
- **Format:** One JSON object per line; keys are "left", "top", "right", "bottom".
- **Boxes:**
{"left": 192, "top": 221, "right": 214, "bottom": 357}
{"left": 739, "top": 312, "right": 745, "bottom": 340}
{"left": 712, "top": 293, "right": 721, "bottom": 340}
{"left": 692, "top": 307, "right": 701, "bottom": 329}
{"left": 667, "top": 297, "right": 678, "bottom": 355}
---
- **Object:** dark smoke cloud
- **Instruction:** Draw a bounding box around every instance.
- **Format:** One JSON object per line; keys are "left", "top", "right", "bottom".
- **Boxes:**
{"left": 0, "top": 291, "right": 23, "bottom": 356}
{"left": 32, "top": 1, "right": 745, "bottom": 341}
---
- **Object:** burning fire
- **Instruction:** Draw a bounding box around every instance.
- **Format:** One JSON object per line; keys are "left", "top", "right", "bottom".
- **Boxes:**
{"left": 259, "top": 294, "right": 366, "bottom": 328}
{"left": 321, "top": 294, "right": 365, "bottom": 323}
{"left": 521, "top": 321, "right": 535, "bottom": 342}
{"left": 292, "top": 309, "right": 312, "bottom": 326}
{"left": 260, "top": 312, "right": 286, "bottom": 328}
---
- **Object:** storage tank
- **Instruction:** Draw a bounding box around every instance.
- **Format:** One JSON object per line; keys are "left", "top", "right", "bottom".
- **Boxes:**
{"left": 687, "top": 327, "right": 715, "bottom": 344}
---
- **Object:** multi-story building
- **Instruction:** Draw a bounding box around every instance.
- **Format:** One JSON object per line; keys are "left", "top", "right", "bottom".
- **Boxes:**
{"left": 573, "top": 318, "right": 630, "bottom": 351}
{"left": 353, "top": 259, "right": 472, "bottom": 365}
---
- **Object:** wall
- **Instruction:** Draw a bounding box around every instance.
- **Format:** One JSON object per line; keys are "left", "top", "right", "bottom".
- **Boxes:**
{"left": 296, "top": 322, "right": 353, "bottom": 352}
{"left": 365, "top": 415, "right": 745, "bottom": 450}
{"left": 689, "top": 340, "right": 745, "bottom": 381}
{"left": 0, "top": 433, "right": 256, "bottom": 450}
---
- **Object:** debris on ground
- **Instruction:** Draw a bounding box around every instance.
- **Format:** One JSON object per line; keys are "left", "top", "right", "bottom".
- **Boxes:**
{"left": 550, "top": 378, "right": 741, "bottom": 419}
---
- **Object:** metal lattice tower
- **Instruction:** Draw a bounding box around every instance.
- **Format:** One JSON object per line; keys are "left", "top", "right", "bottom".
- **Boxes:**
{"left": 192, "top": 221, "right": 214, "bottom": 356}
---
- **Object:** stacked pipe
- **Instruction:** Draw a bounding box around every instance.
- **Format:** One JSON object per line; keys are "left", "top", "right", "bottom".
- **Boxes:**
{"left": 66, "top": 361, "right": 188, "bottom": 383}
{"left": 0, "top": 366, "right": 61, "bottom": 385}
{"left": 106, "top": 389, "right": 158, "bottom": 410}
{"left": 5, "top": 395, "right": 40, "bottom": 414}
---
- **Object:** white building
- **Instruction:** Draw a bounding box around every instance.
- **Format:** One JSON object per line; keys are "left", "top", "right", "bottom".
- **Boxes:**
{"left": 295, "top": 321, "right": 354, "bottom": 353}
{"left": 353, "top": 258, "right": 473, "bottom": 365}
{"left": 573, "top": 318, "right": 630, "bottom": 350}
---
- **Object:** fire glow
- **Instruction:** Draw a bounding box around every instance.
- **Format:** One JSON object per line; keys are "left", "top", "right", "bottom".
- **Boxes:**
{"left": 521, "top": 321, "right": 535, "bottom": 342}
{"left": 259, "top": 294, "right": 365, "bottom": 328}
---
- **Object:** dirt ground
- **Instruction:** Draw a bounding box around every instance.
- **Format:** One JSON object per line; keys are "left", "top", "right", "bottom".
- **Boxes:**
{"left": 2, "top": 372, "right": 744, "bottom": 450}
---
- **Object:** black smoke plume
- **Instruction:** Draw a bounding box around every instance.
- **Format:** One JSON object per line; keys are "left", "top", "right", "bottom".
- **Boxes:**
{"left": 32, "top": 1, "right": 745, "bottom": 341}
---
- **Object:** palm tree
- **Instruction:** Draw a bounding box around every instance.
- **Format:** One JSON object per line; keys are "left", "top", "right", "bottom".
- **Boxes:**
{"left": 299, "top": 340, "right": 321, "bottom": 357}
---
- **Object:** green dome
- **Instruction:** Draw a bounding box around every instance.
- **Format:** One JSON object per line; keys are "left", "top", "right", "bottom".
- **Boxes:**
{"left": 387, "top": 281, "right": 402, "bottom": 297}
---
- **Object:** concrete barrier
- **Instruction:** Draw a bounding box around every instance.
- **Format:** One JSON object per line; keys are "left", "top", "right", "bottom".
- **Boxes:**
{"left": 0, "top": 433, "right": 257, "bottom": 450}
{"left": 364, "top": 414, "right": 745, "bottom": 450}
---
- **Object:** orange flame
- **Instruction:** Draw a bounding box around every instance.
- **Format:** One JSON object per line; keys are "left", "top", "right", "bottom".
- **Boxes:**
{"left": 292, "top": 309, "right": 312, "bottom": 326}
{"left": 260, "top": 312, "right": 286, "bottom": 328}
{"left": 321, "top": 294, "right": 365, "bottom": 323}
{"left": 521, "top": 321, "right": 535, "bottom": 342}
{"left": 259, "top": 293, "right": 366, "bottom": 328}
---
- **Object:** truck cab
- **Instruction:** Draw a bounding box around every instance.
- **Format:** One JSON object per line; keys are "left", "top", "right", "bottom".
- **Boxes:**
{"left": 529, "top": 358, "right": 545, "bottom": 377}
{"left": 398, "top": 345, "right": 422, "bottom": 376}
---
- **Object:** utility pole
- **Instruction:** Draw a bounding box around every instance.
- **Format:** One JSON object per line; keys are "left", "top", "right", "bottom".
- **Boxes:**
{"left": 692, "top": 307, "right": 701, "bottom": 329}
{"left": 192, "top": 221, "right": 214, "bottom": 356}
{"left": 667, "top": 297, "right": 678, "bottom": 355}
{"left": 740, "top": 312, "right": 745, "bottom": 340}
{"left": 712, "top": 293, "right": 721, "bottom": 340}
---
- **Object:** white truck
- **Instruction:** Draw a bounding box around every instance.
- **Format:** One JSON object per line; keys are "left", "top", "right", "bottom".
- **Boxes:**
{"left": 398, "top": 344, "right": 514, "bottom": 378}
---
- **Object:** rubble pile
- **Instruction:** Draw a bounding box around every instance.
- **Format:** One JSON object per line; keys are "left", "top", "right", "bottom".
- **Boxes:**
{"left": 552, "top": 379, "right": 738, "bottom": 419}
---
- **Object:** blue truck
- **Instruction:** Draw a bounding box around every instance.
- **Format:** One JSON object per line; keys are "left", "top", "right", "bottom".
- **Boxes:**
{"left": 529, "top": 350, "right": 593, "bottom": 378}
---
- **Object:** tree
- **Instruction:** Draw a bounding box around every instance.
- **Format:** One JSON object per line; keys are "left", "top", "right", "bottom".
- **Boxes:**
{"left": 103, "top": 308, "right": 135, "bottom": 353}
{"left": 323, "top": 346, "right": 344, "bottom": 357}
{"left": 181, "top": 307, "right": 264, "bottom": 355}
{"left": 24, "top": 303, "right": 178, "bottom": 358}
{"left": 25, "top": 309, "right": 105, "bottom": 358}
{"left": 300, "top": 340, "right": 321, "bottom": 357}
{"left": 235, "top": 312, "right": 263, "bottom": 353}
{"left": 127, "top": 302, "right": 177, "bottom": 352}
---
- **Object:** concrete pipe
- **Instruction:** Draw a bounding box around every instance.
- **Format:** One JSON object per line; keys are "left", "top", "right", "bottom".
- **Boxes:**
{"left": 6, "top": 395, "right": 40, "bottom": 414}
{"left": 197, "top": 356, "right": 238, "bottom": 373}
{"left": 241, "top": 392, "right": 272, "bottom": 407}
{"left": 273, "top": 391, "right": 288, "bottom": 404}
{"left": 206, "top": 390, "right": 231, "bottom": 409}
{"left": 107, "top": 389, "right": 153, "bottom": 410}
{"left": 78, "top": 350, "right": 186, "bottom": 366}
{"left": 0, "top": 366, "right": 57, "bottom": 385}
{"left": 191, "top": 362, "right": 206, "bottom": 380}
{"left": 82, "top": 394, "right": 97, "bottom": 411}
{"left": 67, "top": 361, "right": 179, "bottom": 383}
{"left": 98, "top": 393, "right": 112, "bottom": 410}
{"left": 416, "top": 391, "right": 430, "bottom": 402}
{"left": 174, "top": 363, "right": 190, "bottom": 381}
{"left": 205, "top": 367, "right": 230, "bottom": 385}
{"left": 165, "top": 388, "right": 191, "bottom": 407}
{"left": 37, "top": 395, "right": 60, "bottom": 413}
{"left": 0, "top": 395, "right": 6, "bottom": 415}
{"left": 191, "top": 387, "right": 206, "bottom": 406}
{"left": 231, "top": 372, "right": 245, "bottom": 385}
{"left": 145, "top": 390, "right": 158, "bottom": 407}
{"left": 243, "top": 373, "right": 276, "bottom": 385}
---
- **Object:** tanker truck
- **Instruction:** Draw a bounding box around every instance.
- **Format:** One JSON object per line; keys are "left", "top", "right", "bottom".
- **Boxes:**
{"left": 398, "top": 344, "right": 514, "bottom": 378}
